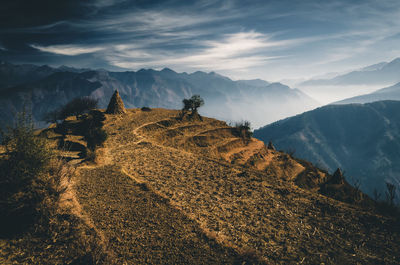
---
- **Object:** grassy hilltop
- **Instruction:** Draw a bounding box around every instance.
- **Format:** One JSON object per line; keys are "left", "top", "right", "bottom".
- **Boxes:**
{"left": 1, "top": 107, "right": 400, "bottom": 264}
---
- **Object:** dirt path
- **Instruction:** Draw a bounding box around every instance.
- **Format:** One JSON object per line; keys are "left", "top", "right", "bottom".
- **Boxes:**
{"left": 66, "top": 109, "right": 400, "bottom": 264}
{"left": 99, "top": 109, "right": 400, "bottom": 264}
{"left": 75, "top": 165, "right": 260, "bottom": 264}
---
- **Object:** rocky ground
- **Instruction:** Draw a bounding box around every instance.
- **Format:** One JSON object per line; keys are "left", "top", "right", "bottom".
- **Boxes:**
{"left": 2, "top": 108, "right": 399, "bottom": 264}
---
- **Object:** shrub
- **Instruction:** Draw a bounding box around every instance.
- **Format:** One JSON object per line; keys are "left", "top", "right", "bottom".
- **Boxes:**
{"left": 0, "top": 110, "right": 53, "bottom": 234}
{"left": 385, "top": 182, "right": 397, "bottom": 206}
{"left": 182, "top": 95, "right": 204, "bottom": 114}
{"left": 232, "top": 121, "right": 253, "bottom": 143}
{"left": 43, "top": 109, "right": 60, "bottom": 124}
{"left": 141, "top": 107, "right": 152, "bottom": 111}
{"left": 0, "top": 110, "right": 109, "bottom": 263}
{"left": 78, "top": 110, "right": 108, "bottom": 152}
{"left": 45, "top": 97, "right": 98, "bottom": 122}
{"left": 86, "top": 127, "right": 108, "bottom": 151}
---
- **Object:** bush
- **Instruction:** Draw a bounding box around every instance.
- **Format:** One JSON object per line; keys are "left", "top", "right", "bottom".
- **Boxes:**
{"left": 86, "top": 127, "right": 108, "bottom": 151}
{"left": 43, "top": 109, "right": 60, "bottom": 124}
{"left": 44, "top": 97, "right": 98, "bottom": 122}
{"left": 182, "top": 95, "right": 204, "bottom": 114}
{"left": 385, "top": 182, "right": 396, "bottom": 206}
{"left": 232, "top": 121, "right": 253, "bottom": 143}
{"left": 0, "top": 110, "right": 109, "bottom": 263}
{"left": 141, "top": 107, "right": 152, "bottom": 111}
{"left": 0, "top": 110, "right": 53, "bottom": 234}
{"left": 78, "top": 110, "right": 108, "bottom": 152}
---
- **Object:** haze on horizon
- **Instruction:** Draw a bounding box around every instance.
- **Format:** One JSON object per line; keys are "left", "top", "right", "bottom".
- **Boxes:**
{"left": 1, "top": 0, "right": 400, "bottom": 85}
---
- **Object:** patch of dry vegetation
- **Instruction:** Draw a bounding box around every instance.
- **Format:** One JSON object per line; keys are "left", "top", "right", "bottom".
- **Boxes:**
{"left": 0, "top": 114, "right": 107, "bottom": 264}
{"left": 3, "top": 108, "right": 399, "bottom": 264}
{"left": 76, "top": 165, "right": 263, "bottom": 264}
{"left": 97, "top": 108, "right": 400, "bottom": 264}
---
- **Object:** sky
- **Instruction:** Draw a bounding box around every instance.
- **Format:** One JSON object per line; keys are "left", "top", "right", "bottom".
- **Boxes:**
{"left": 1, "top": 0, "right": 400, "bottom": 82}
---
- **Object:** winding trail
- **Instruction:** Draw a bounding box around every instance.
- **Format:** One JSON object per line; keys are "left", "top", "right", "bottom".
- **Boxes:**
{"left": 58, "top": 109, "right": 400, "bottom": 264}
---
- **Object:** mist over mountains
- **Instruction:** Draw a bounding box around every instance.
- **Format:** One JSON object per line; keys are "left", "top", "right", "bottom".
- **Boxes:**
{"left": 298, "top": 57, "right": 400, "bottom": 104}
{"left": 0, "top": 62, "right": 318, "bottom": 129}
{"left": 335, "top": 82, "right": 400, "bottom": 104}
{"left": 300, "top": 58, "right": 400, "bottom": 87}
{"left": 254, "top": 100, "right": 400, "bottom": 200}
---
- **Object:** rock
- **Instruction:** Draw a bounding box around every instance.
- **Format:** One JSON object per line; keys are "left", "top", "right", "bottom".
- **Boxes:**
{"left": 106, "top": 90, "right": 126, "bottom": 114}
{"left": 267, "top": 141, "right": 276, "bottom": 150}
{"left": 331, "top": 168, "right": 344, "bottom": 185}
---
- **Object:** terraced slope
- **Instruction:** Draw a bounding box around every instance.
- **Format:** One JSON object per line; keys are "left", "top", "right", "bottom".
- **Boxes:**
{"left": 76, "top": 165, "right": 253, "bottom": 264}
{"left": 44, "top": 108, "right": 400, "bottom": 264}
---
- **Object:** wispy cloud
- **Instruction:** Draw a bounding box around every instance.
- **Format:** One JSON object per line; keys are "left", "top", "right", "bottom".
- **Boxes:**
{"left": 106, "top": 31, "right": 289, "bottom": 72}
{"left": 3, "top": 0, "right": 400, "bottom": 80}
{"left": 30, "top": 44, "right": 103, "bottom": 56}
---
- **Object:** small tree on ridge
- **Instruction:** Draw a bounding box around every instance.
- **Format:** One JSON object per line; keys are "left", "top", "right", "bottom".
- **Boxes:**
{"left": 182, "top": 95, "right": 204, "bottom": 114}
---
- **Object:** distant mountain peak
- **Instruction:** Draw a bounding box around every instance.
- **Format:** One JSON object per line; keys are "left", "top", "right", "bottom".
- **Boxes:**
{"left": 161, "top": 67, "right": 176, "bottom": 73}
{"left": 299, "top": 57, "right": 400, "bottom": 89}
{"left": 237, "top": 79, "right": 270, "bottom": 87}
{"left": 360, "top": 61, "right": 387, "bottom": 71}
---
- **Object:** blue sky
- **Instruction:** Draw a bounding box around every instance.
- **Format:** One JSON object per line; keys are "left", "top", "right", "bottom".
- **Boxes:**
{"left": 1, "top": 0, "right": 400, "bottom": 81}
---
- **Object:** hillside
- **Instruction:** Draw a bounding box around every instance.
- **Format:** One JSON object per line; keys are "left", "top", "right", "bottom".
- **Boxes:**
{"left": 2, "top": 107, "right": 399, "bottom": 264}
{"left": 254, "top": 100, "right": 400, "bottom": 202}
{"left": 0, "top": 61, "right": 87, "bottom": 90}
{"left": 335, "top": 82, "right": 400, "bottom": 104}
{"left": 0, "top": 63, "right": 318, "bottom": 128}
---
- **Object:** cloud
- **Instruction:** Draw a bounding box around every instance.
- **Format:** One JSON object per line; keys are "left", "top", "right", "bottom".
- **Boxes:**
{"left": 3, "top": 0, "right": 400, "bottom": 81}
{"left": 30, "top": 44, "right": 103, "bottom": 56}
{"left": 106, "top": 31, "right": 289, "bottom": 72}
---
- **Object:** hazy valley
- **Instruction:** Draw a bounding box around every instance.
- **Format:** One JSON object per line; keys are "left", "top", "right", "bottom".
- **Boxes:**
{"left": 0, "top": 62, "right": 318, "bottom": 129}
{"left": 297, "top": 57, "right": 400, "bottom": 104}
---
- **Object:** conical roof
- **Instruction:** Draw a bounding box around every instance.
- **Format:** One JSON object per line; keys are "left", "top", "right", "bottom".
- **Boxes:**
{"left": 267, "top": 141, "right": 276, "bottom": 150}
{"left": 106, "top": 90, "right": 126, "bottom": 114}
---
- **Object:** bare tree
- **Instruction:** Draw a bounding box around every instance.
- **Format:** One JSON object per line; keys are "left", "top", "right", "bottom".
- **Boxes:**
{"left": 373, "top": 188, "right": 381, "bottom": 201}
{"left": 385, "top": 182, "right": 396, "bottom": 206}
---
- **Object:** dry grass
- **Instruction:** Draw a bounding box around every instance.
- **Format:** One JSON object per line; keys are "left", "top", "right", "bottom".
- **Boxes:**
{"left": 75, "top": 165, "right": 263, "bottom": 264}
{"left": 3, "top": 108, "right": 399, "bottom": 264}
{"left": 0, "top": 159, "right": 108, "bottom": 264}
{"left": 96, "top": 108, "right": 400, "bottom": 264}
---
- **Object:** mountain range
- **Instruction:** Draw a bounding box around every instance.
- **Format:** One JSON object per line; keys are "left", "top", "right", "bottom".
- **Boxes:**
{"left": 335, "top": 82, "right": 400, "bottom": 104}
{"left": 254, "top": 100, "right": 400, "bottom": 201}
{"left": 297, "top": 57, "right": 400, "bottom": 104}
{"left": 300, "top": 58, "right": 400, "bottom": 87}
{"left": 0, "top": 62, "right": 318, "bottom": 129}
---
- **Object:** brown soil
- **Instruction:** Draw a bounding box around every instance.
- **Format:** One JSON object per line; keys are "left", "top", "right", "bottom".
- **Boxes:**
{"left": 93, "top": 108, "right": 399, "bottom": 264}
{"left": 76, "top": 165, "right": 262, "bottom": 264}
{"left": 5, "top": 108, "right": 398, "bottom": 264}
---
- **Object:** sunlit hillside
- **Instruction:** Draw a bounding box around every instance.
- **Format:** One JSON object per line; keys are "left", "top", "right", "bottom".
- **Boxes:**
{"left": 2, "top": 104, "right": 399, "bottom": 264}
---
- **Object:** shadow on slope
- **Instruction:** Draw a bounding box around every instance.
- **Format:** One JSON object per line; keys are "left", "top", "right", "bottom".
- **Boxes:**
{"left": 76, "top": 165, "right": 264, "bottom": 265}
